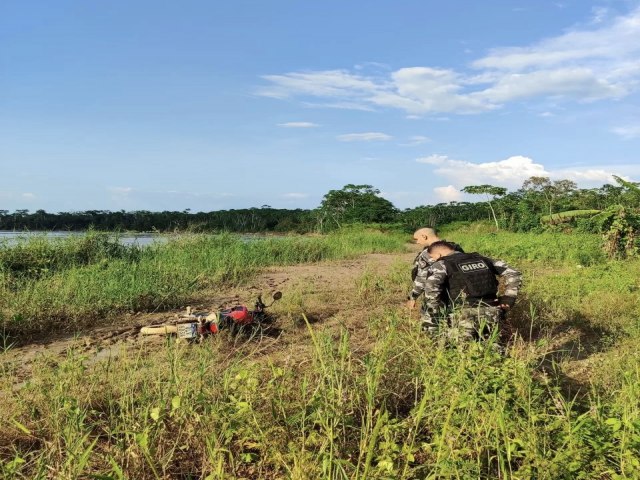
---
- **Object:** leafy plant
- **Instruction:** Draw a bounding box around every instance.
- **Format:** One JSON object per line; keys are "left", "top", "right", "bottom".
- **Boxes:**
{"left": 461, "top": 185, "right": 507, "bottom": 230}
{"left": 317, "top": 184, "right": 398, "bottom": 230}
{"left": 540, "top": 210, "right": 601, "bottom": 225}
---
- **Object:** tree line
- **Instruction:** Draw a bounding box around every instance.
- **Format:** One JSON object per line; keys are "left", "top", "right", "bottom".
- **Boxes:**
{"left": 2, "top": 177, "right": 638, "bottom": 243}
{"left": 0, "top": 208, "right": 318, "bottom": 233}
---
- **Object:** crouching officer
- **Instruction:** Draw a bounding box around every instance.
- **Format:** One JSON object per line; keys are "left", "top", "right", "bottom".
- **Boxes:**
{"left": 410, "top": 227, "right": 464, "bottom": 292}
{"left": 411, "top": 240, "right": 522, "bottom": 342}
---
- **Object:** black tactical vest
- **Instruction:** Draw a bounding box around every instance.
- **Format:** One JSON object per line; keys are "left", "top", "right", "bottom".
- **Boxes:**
{"left": 411, "top": 243, "right": 465, "bottom": 281}
{"left": 441, "top": 252, "right": 499, "bottom": 306}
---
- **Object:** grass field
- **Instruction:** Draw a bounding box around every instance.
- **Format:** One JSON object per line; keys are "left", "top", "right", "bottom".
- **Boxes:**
{"left": 0, "top": 229, "right": 406, "bottom": 335}
{"left": 1, "top": 226, "right": 639, "bottom": 479}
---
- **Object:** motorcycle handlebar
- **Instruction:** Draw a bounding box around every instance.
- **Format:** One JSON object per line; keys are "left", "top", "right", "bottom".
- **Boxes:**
{"left": 254, "top": 291, "right": 282, "bottom": 312}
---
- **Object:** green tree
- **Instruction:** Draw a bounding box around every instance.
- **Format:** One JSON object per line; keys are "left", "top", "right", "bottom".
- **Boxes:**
{"left": 613, "top": 175, "right": 640, "bottom": 207}
{"left": 521, "top": 177, "right": 577, "bottom": 215}
{"left": 461, "top": 184, "right": 507, "bottom": 230}
{"left": 318, "top": 184, "right": 397, "bottom": 229}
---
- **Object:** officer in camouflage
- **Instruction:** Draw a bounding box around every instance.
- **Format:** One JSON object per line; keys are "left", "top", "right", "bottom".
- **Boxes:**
{"left": 408, "top": 227, "right": 464, "bottom": 307}
{"left": 413, "top": 240, "right": 522, "bottom": 342}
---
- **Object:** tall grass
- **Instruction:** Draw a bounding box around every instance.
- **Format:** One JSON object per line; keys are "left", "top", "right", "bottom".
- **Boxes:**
{"left": 0, "top": 232, "right": 141, "bottom": 277}
{"left": 2, "top": 314, "right": 638, "bottom": 478}
{"left": 0, "top": 229, "right": 407, "bottom": 335}
{"left": 2, "top": 226, "right": 640, "bottom": 478}
{"left": 441, "top": 228, "right": 604, "bottom": 265}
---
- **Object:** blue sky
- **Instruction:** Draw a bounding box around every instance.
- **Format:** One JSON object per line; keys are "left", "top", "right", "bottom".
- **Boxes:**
{"left": 2, "top": 0, "right": 640, "bottom": 212}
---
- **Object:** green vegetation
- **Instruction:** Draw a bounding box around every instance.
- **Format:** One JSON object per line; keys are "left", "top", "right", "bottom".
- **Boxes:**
{"left": 3, "top": 320, "right": 639, "bottom": 479}
{"left": 2, "top": 226, "right": 640, "bottom": 478}
{"left": 540, "top": 209, "right": 601, "bottom": 225}
{"left": 441, "top": 222, "right": 605, "bottom": 265}
{"left": 0, "top": 232, "right": 142, "bottom": 278}
{"left": 0, "top": 208, "right": 317, "bottom": 233}
{"left": 4, "top": 175, "right": 639, "bottom": 244}
{"left": 317, "top": 184, "right": 398, "bottom": 229}
{"left": 461, "top": 184, "right": 507, "bottom": 230}
{"left": 0, "top": 229, "right": 407, "bottom": 335}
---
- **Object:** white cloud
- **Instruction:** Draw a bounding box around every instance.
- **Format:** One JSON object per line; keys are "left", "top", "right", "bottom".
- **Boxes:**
{"left": 374, "top": 67, "right": 494, "bottom": 113}
{"left": 418, "top": 154, "right": 549, "bottom": 186}
{"left": 354, "top": 61, "right": 391, "bottom": 71}
{"left": 21, "top": 193, "right": 36, "bottom": 199}
{"left": 476, "top": 68, "right": 626, "bottom": 103}
{"left": 554, "top": 168, "right": 617, "bottom": 183}
{"left": 612, "top": 124, "right": 640, "bottom": 139}
{"left": 258, "top": 6, "right": 640, "bottom": 114}
{"left": 336, "top": 132, "right": 392, "bottom": 142}
{"left": 469, "top": 7, "right": 640, "bottom": 102}
{"left": 277, "top": 122, "right": 319, "bottom": 128}
{"left": 591, "top": 6, "right": 610, "bottom": 25}
{"left": 258, "top": 70, "right": 378, "bottom": 100}
{"left": 302, "top": 101, "right": 375, "bottom": 111}
{"left": 434, "top": 185, "right": 462, "bottom": 202}
{"left": 399, "top": 135, "right": 431, "bottom": 146}
{"left": 417, "top": 154, "right": 628, "bottom": 188}
{"left": 472, "top": 8, "right": 640, "bottom": 72}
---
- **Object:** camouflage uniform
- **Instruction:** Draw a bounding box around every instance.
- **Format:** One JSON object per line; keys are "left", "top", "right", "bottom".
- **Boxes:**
{"left": 410, "top": 248, "right": 432, "bottom": 295}
{"left": 419, "top": 252, "right": 521, "bottom": 341}
{"left": 409, "top": 242, "right": 464, "bottom": 298}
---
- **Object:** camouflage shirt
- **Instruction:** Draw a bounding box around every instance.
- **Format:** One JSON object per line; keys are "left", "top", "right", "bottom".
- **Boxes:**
{"left": 409, "top": 242, "right": 464, "bottom": 300}
{"left": 421, "top": 252, "right": 522, "bottom": 314}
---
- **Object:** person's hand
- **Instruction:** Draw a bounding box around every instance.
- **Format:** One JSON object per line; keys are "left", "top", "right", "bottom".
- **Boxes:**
{"left": 406, "top": 299, "right": 416, "bottom": 310}
{"left": 498, "top": 296, "right": 516, "bottom": 311}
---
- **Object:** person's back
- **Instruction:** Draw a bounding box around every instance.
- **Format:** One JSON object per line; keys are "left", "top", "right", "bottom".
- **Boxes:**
{"left": 420, "top": 241, "right": 521, "bottom": 341}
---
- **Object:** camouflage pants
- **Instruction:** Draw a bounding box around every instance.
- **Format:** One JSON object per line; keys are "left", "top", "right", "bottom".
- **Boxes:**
{"left": 421, "top": 305, "right": 503, "bottom": 342}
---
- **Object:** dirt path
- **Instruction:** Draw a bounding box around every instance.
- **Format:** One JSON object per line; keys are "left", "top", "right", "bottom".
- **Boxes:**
{"left": 3, "top": 250, "right": 418, "bottom": 387}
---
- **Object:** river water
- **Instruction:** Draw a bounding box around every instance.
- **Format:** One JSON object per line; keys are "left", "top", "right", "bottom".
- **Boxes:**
{"left": 0, "top": 231, "right": 274, "bottom": 247}
{"left": 0, "top": 231, "right": 165, "bottom": 247}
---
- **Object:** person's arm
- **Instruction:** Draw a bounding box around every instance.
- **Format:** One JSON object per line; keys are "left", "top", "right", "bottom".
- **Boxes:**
{"left": 422, "top": 260, "right": 448, "bottom": 315}
{"left": 410, "top": 251, "right": 421, "bottom": 281}
{"left": 490, "top": 259, "right": 522, "bottom": 309}
{"left": 407, "top": 252, "right": 433, "bottom": 308}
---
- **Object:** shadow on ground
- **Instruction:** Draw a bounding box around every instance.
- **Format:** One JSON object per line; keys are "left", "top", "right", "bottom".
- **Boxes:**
{"left": 506, "top": 297, "right": 620, "bottom": 403}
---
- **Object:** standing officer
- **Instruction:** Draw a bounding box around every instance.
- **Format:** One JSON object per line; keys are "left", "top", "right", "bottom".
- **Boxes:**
{"left": 415, "top": 240, "right": 522, "bottom": 341}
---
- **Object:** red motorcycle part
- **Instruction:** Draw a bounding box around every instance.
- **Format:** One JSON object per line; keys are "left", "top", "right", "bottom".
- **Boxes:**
{"left": 198, "top": 321, "right": 219, "bottom": 335}
{"left": 227, "top": 306, "right": 253, "bottom": 325}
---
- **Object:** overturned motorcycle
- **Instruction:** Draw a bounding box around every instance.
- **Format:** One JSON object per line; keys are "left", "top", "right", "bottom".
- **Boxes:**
{"left": 140, "top": 291, "right": 282, "bottom": 341}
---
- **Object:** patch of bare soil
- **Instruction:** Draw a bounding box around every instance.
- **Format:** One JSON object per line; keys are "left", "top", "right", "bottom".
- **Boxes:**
{"left": 3, "top": 250, "right": 418, "bottom": 387}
